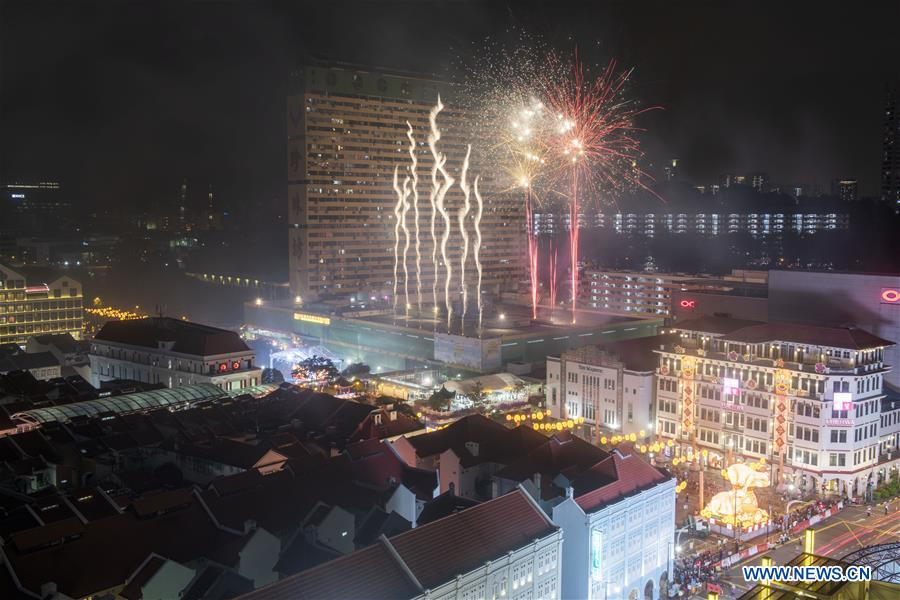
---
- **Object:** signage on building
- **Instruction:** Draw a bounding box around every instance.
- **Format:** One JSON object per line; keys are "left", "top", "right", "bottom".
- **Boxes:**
{"left": 293, "top": 312, "right": 331, "bottom": 325}
{"left": 722, "top": 377, "right": 739, "bottom": 394}
{"left": 826, "top": 418, "right": 854, "bottom": 427}
{"left": 833, "top": 392, "right": 853, "bottom": 411}
{"left": 881, "top": 288, "right": 900, "bottom": 305}
{"left": 679, "top": 299, "right": 696, "bottom": 309}
{"left": 591, "top": 529, "right": 602, "bottom": 580}
{"left": 721, "top": 402, "right": 744, "bottom": 412}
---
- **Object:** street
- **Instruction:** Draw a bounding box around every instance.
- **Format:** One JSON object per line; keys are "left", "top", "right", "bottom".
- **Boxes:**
{"left": 707, "top": 504, "right": 900, "bottom": 598}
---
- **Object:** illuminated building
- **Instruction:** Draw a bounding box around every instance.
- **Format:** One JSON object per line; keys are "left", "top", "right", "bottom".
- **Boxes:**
{"left": 530, "top": 210, "right": 849, "bottom": 238}
{"left": 546, "top": 335, "right": 674, "bottom": 438}
{"left": 584, "top": 270, "right": 692, "bottom": 317}
{"left": 89, "top": 317, "right": 261, "bottom": 390}
{"left": 1, "top": 180, "right": 71, "bottom": 233}
{"left": 551, "top": 448, "right": 675, "bottom": 600}
{"left": 832, "top": 177, "right": 859, "bottom": 202}
{"left": 0, "top": 263, "right": 84, "bottom": 347}
{"left": 655, "top": 316, "right": 900, "bottom": 497}
{"left": 286, "top": 59, "right": 522, "bottom": 300}
{"left": 664, "top": 158, "right": 678, "bottom": 181}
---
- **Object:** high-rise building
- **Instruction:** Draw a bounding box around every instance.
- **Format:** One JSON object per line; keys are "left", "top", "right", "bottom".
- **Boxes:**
{"left": 286, "top": 60, "right": 522, "bottom": 301}
{"left": 832, "top": 178, "right": 859, "bottom": 202}
{"left": 0, "top": 263, "right": 84, "bottom": 346}
{"left": 881, "top": 84, "right": 900, "bottom": 210}
{"left": 2, "top": 181, "right": 71, "bottom": 233}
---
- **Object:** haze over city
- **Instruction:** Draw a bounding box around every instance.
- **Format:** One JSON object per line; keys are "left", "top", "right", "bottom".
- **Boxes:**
{"left": 0, "top": 2, "right": 899, "bottom": 600}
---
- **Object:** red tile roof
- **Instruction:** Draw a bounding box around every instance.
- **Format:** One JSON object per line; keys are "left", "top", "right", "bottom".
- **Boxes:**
{"left": 239, "top": 489, "right": 557, "bottom": 600}
{"left": 390, "top": 489, "right": 556, "bottom": 589}
{"left": 241, "top": 541, "right": 421, "bottom": 600}
{"left": 722, "top": 322, "right": 894, "bottom": 350}
{"left": 574, "top": 449, "right": 671, "bottom": 513}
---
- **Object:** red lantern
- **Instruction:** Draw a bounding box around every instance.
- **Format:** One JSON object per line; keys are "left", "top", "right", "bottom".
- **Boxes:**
{"left": 232, "top": 361, "right": 241, "bottom": 371}
{"left": 219, "top": 363, "right": 228, "bottom": 373}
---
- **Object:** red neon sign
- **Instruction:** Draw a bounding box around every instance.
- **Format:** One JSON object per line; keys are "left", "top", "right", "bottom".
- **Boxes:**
{"left": 881, "top": 288, "right": 900, "bottom": 304}
{"left": 679, "top": 299, "right": 696, "bottom": 309}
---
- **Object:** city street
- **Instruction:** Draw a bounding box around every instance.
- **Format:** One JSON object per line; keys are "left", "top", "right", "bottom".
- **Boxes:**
{"left": 709, "top": 504, "right": 900, "bottom": 598}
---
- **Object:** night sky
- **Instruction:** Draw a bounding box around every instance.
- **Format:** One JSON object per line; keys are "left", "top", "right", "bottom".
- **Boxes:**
{"left": 2, "top": 0, "right": 898, "bottom": 215}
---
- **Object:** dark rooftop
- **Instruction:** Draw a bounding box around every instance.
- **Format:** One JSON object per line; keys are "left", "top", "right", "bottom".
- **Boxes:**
{"left": 94, "top": 317, "right": 250, "bottom": 356}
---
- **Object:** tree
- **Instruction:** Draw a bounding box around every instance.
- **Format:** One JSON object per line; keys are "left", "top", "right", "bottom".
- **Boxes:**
{"left": 261, "top": 368, "right": 284, "bottom": 384}
{"left": 425, "top": 386, "right": 454, "bottom": 412}
{"left": 342, "top": 362, "right": 371, "bottom": 377}
{"left": 292, "top": 355, "right": 339, "bottom": 383}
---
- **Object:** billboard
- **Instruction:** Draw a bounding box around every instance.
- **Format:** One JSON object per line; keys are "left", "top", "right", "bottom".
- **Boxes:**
{"left": 433, "top": 334, "right": 502, "bottom": 371}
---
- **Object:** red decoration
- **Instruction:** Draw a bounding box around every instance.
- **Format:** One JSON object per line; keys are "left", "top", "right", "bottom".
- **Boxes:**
{"left": 679, "top": 299, "right": 696, "bottom": 309}
{"left": 219, "top": 363, "right": 228, "bottom": 373}
{"left": 232, "top": 361, "right": 241, "bottom": 371}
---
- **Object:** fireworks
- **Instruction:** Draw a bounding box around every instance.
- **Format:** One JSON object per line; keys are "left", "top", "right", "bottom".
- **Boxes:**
{"left": 392, "top": 166, "right": 403, "bottom": 315}
{"left": 458, "top": 145, "right": 473, "bottom": 324}
{"left": 406, "top": 122, "right": 423, "bottom": 311}
{"left": 455, "top": 39, "right": 658, "bottom": 324}
{"left": 427, "top": 99, "right": 444, "bottom": 311}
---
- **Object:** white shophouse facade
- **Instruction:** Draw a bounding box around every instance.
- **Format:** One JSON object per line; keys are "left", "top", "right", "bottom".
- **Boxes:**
{"left": 655, "top": 318, "right": 900, "bottom": 497}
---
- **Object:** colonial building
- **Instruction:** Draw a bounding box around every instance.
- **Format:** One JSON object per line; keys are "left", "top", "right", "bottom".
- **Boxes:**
{"left": 547, "top": 336, "right": 675, "bottom": 439}
{"left": 552, "top": 449, "right": 676, "bottom": 600}
{"left": 89, "top": 317, "right": 261, "bottom": 390}
{"left": 0, "top": 263, "right": 83, "bottom": 347}
{"left": 655, "top": 316, "right": 900, "bottom": 496}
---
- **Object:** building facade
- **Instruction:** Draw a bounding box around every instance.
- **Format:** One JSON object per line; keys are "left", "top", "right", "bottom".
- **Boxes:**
{"left": 287, "top": 60, "right": 522, "bottom": 301}
{"left": 0, "top": 263, "right": 83, "bottom": 347}
{"left": 531, "top": 211, "right": 850, "bottom": 237}
{"left": 552, "top": 450, "right": 676, "bottom": 600}
{"left": 584, "top": 271, "right": 691, "bottom": 317}
{"left": 654, "top": 317, "right": 900, "bottom": 496}
{"left": 547, "top": 338, "right": 664, "bottom": 439}
{"left": 89, "top": 317, "right": 261, "bottom": 390}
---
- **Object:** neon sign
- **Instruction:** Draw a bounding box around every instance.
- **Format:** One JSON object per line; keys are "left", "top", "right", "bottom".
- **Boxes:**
{"left": 826, "top": 418, "right": 854, "bottom": 427}
{"left": 591, "top": 529, "right": 602, "bottom": 580}
{"left": 833, "top": 392, "right": 852, "bottom": 411}
{"left": 723, "top": 377, "right": 739, "bottom": 394}
{"left": 881, "top": 288, "right": 900, "bottom": 305}
{"left": 680, "top": 299, "right": 696, "bottom": 309}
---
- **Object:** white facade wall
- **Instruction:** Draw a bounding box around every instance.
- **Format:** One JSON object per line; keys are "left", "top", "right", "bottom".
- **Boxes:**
{"left": 89, "top": 340, "right": 260, "bottom": 390}
{"left": 547, "top": 355, "right": 653, "bottom": 437}
{"left": 552, "top": 478, "right": 677, "bottom": 600}
{"left": 416, "top": 528, "right": 563, "bottom": 600}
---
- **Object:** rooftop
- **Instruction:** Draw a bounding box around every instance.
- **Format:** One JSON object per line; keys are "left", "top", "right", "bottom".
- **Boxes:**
{"left": 94, "top": 317, "right": 251, "bottom": 356}
{"left": 239, "top": 489, "right": 557, "bottom": 600}
{"left": 574, "top": 448, "right": 672, "bottom": 513}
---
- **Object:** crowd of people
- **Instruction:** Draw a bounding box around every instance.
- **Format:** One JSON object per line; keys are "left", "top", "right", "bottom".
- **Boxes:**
{"left": 672, "top": 498, "right": 846, "bottom": 594}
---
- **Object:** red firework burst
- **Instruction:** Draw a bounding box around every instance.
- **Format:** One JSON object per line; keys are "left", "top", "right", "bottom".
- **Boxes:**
{"left": 539, "top": 50, "right": 660, "bottom": 322}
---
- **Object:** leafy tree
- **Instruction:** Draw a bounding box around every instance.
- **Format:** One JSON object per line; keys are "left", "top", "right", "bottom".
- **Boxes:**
{"left": 342, "top": 362, "right": 371, "bottom": 377}
{"left": 292, "top": 355, "right": 339, "bottom": 383}
{"left": 261, "top": 368, "right": 284, "bottom": 384}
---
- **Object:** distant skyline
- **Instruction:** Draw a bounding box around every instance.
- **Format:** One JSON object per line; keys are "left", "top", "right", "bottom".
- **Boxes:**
{"left": 1, "top": 0, "right": 898, "bottom": 212}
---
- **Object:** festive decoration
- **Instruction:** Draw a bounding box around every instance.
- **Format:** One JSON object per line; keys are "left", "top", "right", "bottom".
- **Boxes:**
{"left": 701, "top": 463, "right": 771, "bottom": 527}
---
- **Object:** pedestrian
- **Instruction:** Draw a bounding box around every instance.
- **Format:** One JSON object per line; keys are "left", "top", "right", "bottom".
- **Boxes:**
{"left": 866, "top": 506, "right": 872, "bottom": 517}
